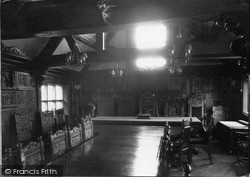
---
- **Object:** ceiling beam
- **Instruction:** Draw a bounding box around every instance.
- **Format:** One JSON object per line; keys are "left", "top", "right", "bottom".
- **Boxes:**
{"left": 38, "top": 36, "right": 64, "bottom": 57}
{"left": 74, "top": 35, "right": 96, "bottom": 50}
{"left": 65, "top": 36, "right": 80, "bottom": 53}
{"left": 1, "top": 0, "right": 247, "bottom": 39}
{"left": 41, "top": 48, "right": 241, "bottom": 69}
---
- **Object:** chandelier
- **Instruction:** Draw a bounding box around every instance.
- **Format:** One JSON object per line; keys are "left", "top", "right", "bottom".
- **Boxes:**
{"left": 111, "top": 64, "right": 123, "bottom": 77}
{"left": 66, "top": 43, "right": 87, "bottom": 66}
{"left": 168, "top": 45, "right": 182, "bottom": 74}
{"left": 168, "top": 26, "right": 192, "bottom": 74}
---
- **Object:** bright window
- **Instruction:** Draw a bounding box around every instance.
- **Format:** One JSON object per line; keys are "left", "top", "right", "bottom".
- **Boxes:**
{"left": 135, "top": 23, "right": 167, "bottom": 50}
{"left": 243, "top": 80, "right": 249, "bottom": 114}
{"left": 41, "top": 84, "right": 64, "bottom": 112}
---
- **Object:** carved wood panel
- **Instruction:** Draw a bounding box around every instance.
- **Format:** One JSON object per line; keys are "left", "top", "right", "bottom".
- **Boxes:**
{"left": 15, "top": 109, "right": 33, "bottom": 142}
{"left": 165, "top": 95, "right": 185, "bottom": 117}
{"left": 20, "top": 139, "right": 44, "bottom": 168}
{"left": 55, "top": 109, "right": 64, "bottom": 127}
{"left": 41, "top": 111, "right": 55, "bottom": 134}
{"left": 81, "top": 118, "right": 94, "bottom": 141}
{"left": 15, "top": 72, "right": 34, "bottom": 88}
{"left": 69, "top": 125, "right": 82, "bottom": 148}
{"left": 1, "top": 72, "right": 13, "bottom": 88}
{"left": 1, "top": 90, "right": 16, "bottom": 107}
{"left": 16, "top": 90, "right": 26, "bottom": 106}
{"left": 50, "top": 130, "right": 67, "bottom": 157}
{"left": 168, "top": 78, "right": 187, "bottom": 93}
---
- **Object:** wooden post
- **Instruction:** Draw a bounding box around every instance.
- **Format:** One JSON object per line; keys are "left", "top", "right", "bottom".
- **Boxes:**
{"left": 248, "top": 74, "right": 250, "bottom": 172}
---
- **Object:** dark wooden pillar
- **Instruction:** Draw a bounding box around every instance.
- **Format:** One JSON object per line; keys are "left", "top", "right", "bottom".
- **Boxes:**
{"left": 96, "top": 33, "right": 105, "bottom": 51}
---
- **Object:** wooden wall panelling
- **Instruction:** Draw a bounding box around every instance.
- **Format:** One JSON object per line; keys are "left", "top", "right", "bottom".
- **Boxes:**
{"left": 2, "top": 109, "right": 16, "bottom": 148}
{"left": 139, "top": 92, "right": 159, "bottom": 116}
{"left": 15, "top": 109, "right": 33, "bottom": 142}
{"left": 16, "top": 90, "right": 26, "bottom": 106}
{"left": 80, "top": 70, "right": 242, "bottom": 119}
{"left": 191, "top": 78, "right": 206, "bottom": 92}
{"left": 165, "top": 94, "right": 185, "bottom": 117}
{"left": 169, "top": 78, "right": 186, "bottom": 93}
{"left": 14, "top": 71, "right": 35, "bottom": 89}
{"left": 1, "top": 90, "right": 16, "bottom": 107}
{"left": 118, "top": 93, "right": 136, "bottom": 116}
{"left": 1, "top": 70, "right": 14, "bottom": 88}
{"left": 97, "top": 94, "right": 114, "bottom": 116}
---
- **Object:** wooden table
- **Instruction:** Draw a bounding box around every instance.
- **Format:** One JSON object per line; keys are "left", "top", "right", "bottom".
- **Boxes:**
{"left": 92, "top": 116, "right": 201, "bottom": 126}
{"left": 217, "top": 121, "right": 248, "bottom": 153}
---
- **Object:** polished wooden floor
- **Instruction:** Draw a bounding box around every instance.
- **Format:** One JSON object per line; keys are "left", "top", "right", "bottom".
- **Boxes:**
{"left": 49, "top": 124, "right": 248, "bottom": 176}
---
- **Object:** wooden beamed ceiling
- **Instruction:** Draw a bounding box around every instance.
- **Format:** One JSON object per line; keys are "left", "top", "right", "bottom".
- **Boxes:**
{"left": 1, "top": 0, "right": 249, "bottom": 73}
{"left": 1, "top": 0, "right": 248, "bottom": 39}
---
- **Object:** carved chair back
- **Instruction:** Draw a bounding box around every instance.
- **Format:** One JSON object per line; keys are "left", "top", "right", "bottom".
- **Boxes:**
{"left": 55, "top": 109, "right": 65, "bottom": 129}
{"left": 18, "top": 137, "right": 44, "bottom": 169}
{"left": 41, "top": 111, "right": 55, "bottom": 134}
{"left": 50, "top": 128, "right": 68, "bottom": 158}
{"left": 68, "top": 124, "right": 83, "bottom": 148}
{"left": 81, "top": 117, "right": 94, "bottom": 141}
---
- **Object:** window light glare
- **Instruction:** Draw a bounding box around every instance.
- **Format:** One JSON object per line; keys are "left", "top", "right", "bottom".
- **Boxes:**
{"left": 135, "top": 23, "right": 167, "bottom": 49}
{"left": 135, "top": 57, "right": 166, "bottom": 70}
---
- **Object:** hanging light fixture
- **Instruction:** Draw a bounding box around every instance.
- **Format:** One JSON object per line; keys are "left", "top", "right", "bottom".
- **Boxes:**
{"left": 111, "top": 64, "right": 123, "bottom": 77}
{"left": 168, "top": 45, "right": 182, "bottom": 74}
{"left": 111, "top": 32, "right": 124, "bottom": 77}
{"left": 66, "top": 42, "right": 87, "bottom": 66}
{"left": 185, "top": 44, "right": 192, "bottom": 63}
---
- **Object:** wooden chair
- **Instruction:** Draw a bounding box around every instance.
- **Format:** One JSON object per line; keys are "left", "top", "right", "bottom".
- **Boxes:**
{"left": 68, "top": 124, "right": 83, "bottom": 149}
{"left": 235, "top": 131, "right": 249, "bottom": 166}
{"left": 18, "top": 137, "right": 45, "bottom": 169}
{"left": 41, "top": 111, "right": 55, "bottom": 134}
{"left": 55, "top": 109, "right": 65, "bottom": 129}
{"left": 81, "top": 117, "right": 94, "bottom": 141}
{"left": 172, "top": 119, "right": 193, "bottom": 171}
{"left": 190, "top": 118, "right": 213, "bottom": 164}
{"left": 49, "top": 128, "right": 68, "bottom": 159}
{"left": 2, "top": 148, "right": 17, "bottom": 168}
